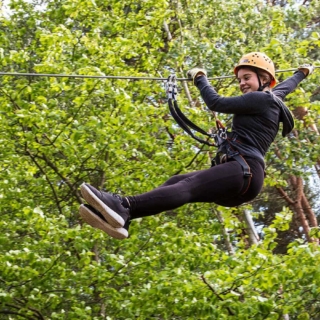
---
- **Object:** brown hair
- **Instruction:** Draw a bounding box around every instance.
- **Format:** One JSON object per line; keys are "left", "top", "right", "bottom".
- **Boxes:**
{"left": 237, "top": 66, "right": 272, "bottom": 86}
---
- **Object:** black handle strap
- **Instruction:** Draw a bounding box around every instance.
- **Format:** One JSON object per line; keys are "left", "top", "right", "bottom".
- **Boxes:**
{"left": 173, "top": 100, "right": 212, "bottom": 136}
{"left": 168, "top": 99, "right": 216, "bottom": 146}
{"left": 166, "top": 74, "right": 216, "bottom": 147}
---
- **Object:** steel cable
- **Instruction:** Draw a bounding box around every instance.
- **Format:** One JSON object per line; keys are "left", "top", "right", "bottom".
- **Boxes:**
{"left": 0, "top": 67, "right": 318, "bottom": 81}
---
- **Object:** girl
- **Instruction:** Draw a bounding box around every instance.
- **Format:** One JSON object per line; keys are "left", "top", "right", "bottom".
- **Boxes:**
{"left": 79, "top": 52, "right": 313, "bottom": 239}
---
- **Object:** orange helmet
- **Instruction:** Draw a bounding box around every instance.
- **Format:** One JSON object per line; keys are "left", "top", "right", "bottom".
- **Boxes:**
{"left": 234, "top": 52, "right": 277, "bottom": 88}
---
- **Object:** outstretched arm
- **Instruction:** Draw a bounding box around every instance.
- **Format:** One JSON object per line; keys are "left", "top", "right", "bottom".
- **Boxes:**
{"left": 194, "top": 76, "right": 271, "bottom": 115}
{"left": 272, "top": 71, "right": 306, "bottom": 100}
{"left": 272, "top": 64, "right": 314, "bottom": 100}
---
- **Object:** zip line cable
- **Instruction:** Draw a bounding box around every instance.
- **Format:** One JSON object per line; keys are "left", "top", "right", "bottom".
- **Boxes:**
{"left": 0, "top": 67, "right": 319, "bottom": 81}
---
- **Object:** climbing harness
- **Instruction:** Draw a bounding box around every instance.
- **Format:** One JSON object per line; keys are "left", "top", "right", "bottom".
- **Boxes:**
{"left": 165, "top": 74, "right": 252, "bottom": 195}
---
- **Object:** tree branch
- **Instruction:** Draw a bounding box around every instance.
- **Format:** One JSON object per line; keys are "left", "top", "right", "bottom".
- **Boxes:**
{"left": 276, "top": 187, "right": 295, "bottom": 205}
{"left": 1, "top": 309, "right": 34, "bottom": 320}
{"left": 25, "top": 148, "right": 63, "bottom": 214}
{"left": 201, "top": 275, "right": 235, "bottom": 316}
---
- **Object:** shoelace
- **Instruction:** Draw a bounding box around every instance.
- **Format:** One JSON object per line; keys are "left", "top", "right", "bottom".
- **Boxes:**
{"left": 108, "top": 192, "right": 122, "bottom": 200}
{"left": 106, "top": 192, "right": 130, "bottom": 211}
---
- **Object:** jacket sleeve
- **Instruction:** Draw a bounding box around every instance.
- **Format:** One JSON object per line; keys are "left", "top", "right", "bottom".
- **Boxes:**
{"left": 194, "top": 76, "right": 271, "bottom": 115}
{"left": 272, "top": 71, "right": 306, "bottom": 100}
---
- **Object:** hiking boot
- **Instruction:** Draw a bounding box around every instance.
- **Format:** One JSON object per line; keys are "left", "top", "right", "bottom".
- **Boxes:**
{"left": 79, "top": 204, "right": 129, "bottom": 240}
{"left": 80, "top": 183, "right": 130, "bottom": 228}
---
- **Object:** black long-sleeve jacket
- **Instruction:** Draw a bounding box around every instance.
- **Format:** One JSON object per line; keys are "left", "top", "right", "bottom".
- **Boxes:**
{"left": 195, "top": 71, "right": 306, "bottom": 164}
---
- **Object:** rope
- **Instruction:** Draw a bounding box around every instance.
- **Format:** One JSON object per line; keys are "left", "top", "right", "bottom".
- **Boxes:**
{"left": 0, "top": 67, "right": 318, "bottom": 81}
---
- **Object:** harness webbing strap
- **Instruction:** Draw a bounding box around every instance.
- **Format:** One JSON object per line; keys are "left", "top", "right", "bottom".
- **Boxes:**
{"left": 166, "top": 74, "right": 216, "bottom": 146}
{"left": 232, "top": 154, "right": 252, "bottom": 195}
{"left": 173, "top": 100, "right": 211, "bottom": 136}
{"left": 168, "top": 99, "right": 216, "bottom": 146}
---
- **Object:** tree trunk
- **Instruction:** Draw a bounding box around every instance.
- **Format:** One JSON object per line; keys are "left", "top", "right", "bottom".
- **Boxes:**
{"left": 242, "top": 209, "right": 260, "bottom": 246}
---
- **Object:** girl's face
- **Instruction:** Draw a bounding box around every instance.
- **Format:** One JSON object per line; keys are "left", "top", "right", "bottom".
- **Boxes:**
{"left": 237, "top": 68, "right": 260, "bottom": 94}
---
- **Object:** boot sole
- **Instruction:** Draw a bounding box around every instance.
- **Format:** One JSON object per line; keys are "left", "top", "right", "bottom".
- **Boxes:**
{"left": 80, "top": 183, "right": 125, "bottom": 228}
{"left": 79, "top": 204, "right": 128, "bottom": 240}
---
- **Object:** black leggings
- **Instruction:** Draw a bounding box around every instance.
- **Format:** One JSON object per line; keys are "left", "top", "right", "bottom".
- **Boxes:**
{"left": 128, "top": 158, "right": 265, "bottom": 219}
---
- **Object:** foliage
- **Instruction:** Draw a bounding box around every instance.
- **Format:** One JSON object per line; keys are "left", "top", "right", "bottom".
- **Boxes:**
{"left": 0, "top": 0, "right": 320, "bottom": 319}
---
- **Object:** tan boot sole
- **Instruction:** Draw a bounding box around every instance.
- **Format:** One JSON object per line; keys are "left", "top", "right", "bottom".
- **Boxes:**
{"left": 79, "top": 204, "right": 128, "bottom": 240}
{"left": 80, "top": 183, "right": 125, "bottom": 228}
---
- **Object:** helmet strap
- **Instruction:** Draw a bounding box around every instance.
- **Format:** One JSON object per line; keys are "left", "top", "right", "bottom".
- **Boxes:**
{"left": 255, "top": 71, "right": 270, "bottom": 91}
